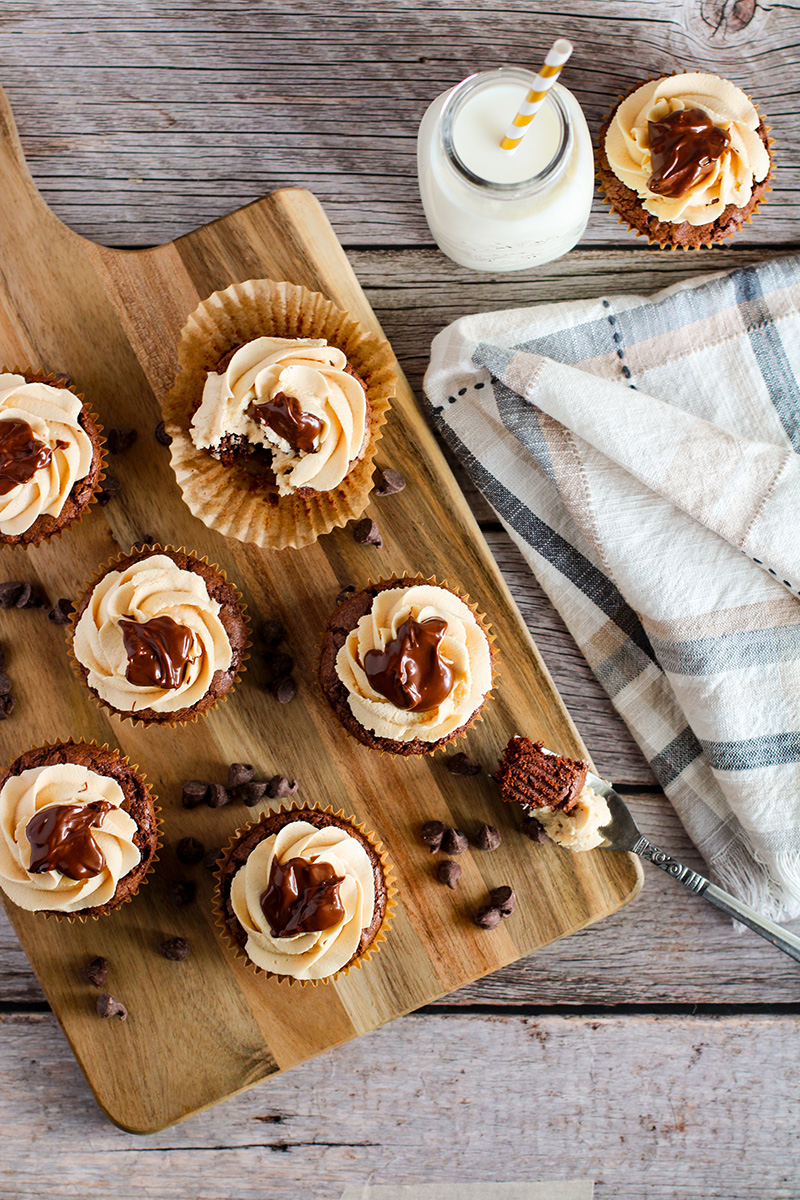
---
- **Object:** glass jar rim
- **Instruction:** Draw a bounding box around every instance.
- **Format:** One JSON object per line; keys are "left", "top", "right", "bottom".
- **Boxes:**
{"left": 440, "top": 67, "right": 572, "bottom": 198}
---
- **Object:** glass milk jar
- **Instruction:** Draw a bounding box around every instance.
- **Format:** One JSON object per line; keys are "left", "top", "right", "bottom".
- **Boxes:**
{"left": 417, "top": 67, "right": 594, "bottom": 271}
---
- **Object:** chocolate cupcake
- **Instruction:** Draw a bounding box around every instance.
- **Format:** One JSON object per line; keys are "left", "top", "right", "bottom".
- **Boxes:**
{"left": 0, "top": 741, "right": 159, "bottom": 918}
{"left": 319, "top": 576, "right": 494, "bottom": 756}
{"left": 0, "top": 371, "right": 104, "bottom": 547}
{"left": 70, "top": 545, "right": 248, "bottom": 726}
{"left": 214, "top": 804, "right": 395, "bottom": 984}
{"left": 597, "top": 72, "right": 772, "bottom": 248}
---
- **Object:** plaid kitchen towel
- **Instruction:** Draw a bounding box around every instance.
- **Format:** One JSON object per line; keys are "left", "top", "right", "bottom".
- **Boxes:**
{"left": 423, "top": 254, "right": 800, "bottom": 921}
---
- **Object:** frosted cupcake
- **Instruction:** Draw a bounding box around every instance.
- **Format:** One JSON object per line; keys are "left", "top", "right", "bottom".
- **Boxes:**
{"left": 0, "top": 371, "right": 103, "bottom": 546}
{"left": 0, "top": 741, "right": 159, "bottom": 917}
{"left": 597, "top": 72, "right": 772, "bottom": 247}
{"left": 70, "top": 546, "right": 248, "bottom": 726}
{"left": 319, "top": 576, "right": 494, "bottom": 756}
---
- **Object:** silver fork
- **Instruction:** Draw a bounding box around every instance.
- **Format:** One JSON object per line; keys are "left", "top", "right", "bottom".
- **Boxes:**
{"left": 570, "top": 768, "right": 800, "bottom": 964}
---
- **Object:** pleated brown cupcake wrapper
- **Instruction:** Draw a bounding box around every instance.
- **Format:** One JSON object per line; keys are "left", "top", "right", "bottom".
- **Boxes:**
{"left": 161, "top": 278, "right": 396, "bottom": 550}
{"left": 1, "top": 739, "right": 163, "bottom": 923}
{"left": 320, "top": 572, "right": 498, "bottom": 759}
{"left": 212, "top": 802, "right": 397, "bottom": 986}
{"left": 0, "top": 367, "right": 107, "bottom": 550}
{"left": 67, "top": 543, "right": 250, "bottom": 729}
{"left": 595, "top": 75, "right": 774, "bottom": 250}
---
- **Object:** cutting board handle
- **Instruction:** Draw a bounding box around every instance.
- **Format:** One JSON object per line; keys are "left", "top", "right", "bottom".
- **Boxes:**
{"left": 0, "top": 84, "right": 62, "bottom": 221}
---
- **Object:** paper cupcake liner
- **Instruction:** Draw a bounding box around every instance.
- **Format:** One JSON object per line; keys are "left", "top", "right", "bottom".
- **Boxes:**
{"left": 67, "top": 543, "right": 250, "bottom": 729}
{"left": 0, "top": 367, "right": 107, "bottom": 550}
{"left": 595, "top": 75, "right": 774, "bottom": 250}
{"left": 162, "top": 278, "right": 396, "bottom": 550}
{"left": 212, "top": 801, "right": 397, "bottom": 986}
{"left": 0, "top": 739, "right": 162, "bottom": 924}
{"left": 318, "top": 571, "right": 498, "bottom": 758}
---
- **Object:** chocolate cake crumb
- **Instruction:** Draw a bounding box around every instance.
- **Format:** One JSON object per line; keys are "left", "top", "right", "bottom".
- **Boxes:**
{"left": 96, "top": 993, "right": 127, "bottom": 1020}
{"left": 353, "top": 516, "right": 382, "bottom": 546}
{"left": 81, "top": 956, "right": 109, "bottom": 988}
{"left": 176, "top": 836, "right": 205, "bottom": 865}
{"left": 159, "top": 937, "right": 191, "bottom": 961}
{"left": 437, "top": 860, "right": 462, "bottom": 889}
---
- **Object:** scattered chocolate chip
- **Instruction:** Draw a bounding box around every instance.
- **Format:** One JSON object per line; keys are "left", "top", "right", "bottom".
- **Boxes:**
{"left": 96, "top": 992, "right": 127, "bottom": 1020}
{"left": 474, "top": 824, "right": 501, "bottom": 852}
{"left": 266, "top": 651, "right": 294, "bottom": 681}
{"left": 420, "top": 820, "right": 445, "bottom": 852}
{"left": 445, "top": 752, "right": 482, "bottom": 776}
{"left": 238, "top": 780, "right": 268, "bottom": 806}
{"left": 154, "top": 420, "right": 172, "bottom": 446}
{"left": 335, "top": 584, "right": 357, "bottom": 605}
{"left": 159, "top": 937, "right": 191, "bottom": 961}
{"left": 97, "top": 475, "right": 122, "bottom": 506}
{"left": 132, "top": 534, "right": 158, "bottom": 551}
{"left": 203, "top": 846, "right": 222, "bottom": 871}
{"left": 0, "top": 581, "right": 46, "bottom": 610}
{"left": 0, "top": 694, "right": 16, "bottom": 720}
{"left": 175, "top": 836, "right": 205, "bottom": 865}
{"left": 205, "top": 782, "right": 230, "bottom": 809}
{"left": 267, "top": 774, "right": 298, "bottom": 799}
{"left": 474, "top": 905, "right": 502, "bottom": 929}
{"left": 80, "top": 955, "right": 109, "bottom": 988}
{"left": 373, "top": 466, "right": 406, "bottom": 496}
{"left": 258, "top": 618, "right": 286, "bottom": 648}
{"left": 440, "top": 827, "right": 468, "bottom": 856}
{"left": 228, "top": 762, "right": 254, "bottom": 789}
{"left": 437, "top": 860, "right": 462, "bottom": 889}
{"left": 168, "top": 879, "right": 196, "bottom": 907}
{"left": 181, "top": 779, "right": 210, "bottom": 808}
{"left": 490, "top": 885, "right": 516, "bottom": 917}
{"left": 0, "top": 644, "right": 6, "bottom": 672}
{"left": 48, "top": 598, "right": 74, "bottom": 625}
{"left": 107, "top": 427, "right": 138, "bottom": 455}
{"left": 521, "top": 815, "right": 548, "bottom": 843}
{"left": 353, "top": 516, "right": 382, "bottom": 547}
{"left": 0, "top": 582, "right": 23, "bottom": 609}
{"left": 0, "top": 673, "right": 11, "bottom": 696}
{"left": 273, "top": 676, "right": 297, "bottom": 704}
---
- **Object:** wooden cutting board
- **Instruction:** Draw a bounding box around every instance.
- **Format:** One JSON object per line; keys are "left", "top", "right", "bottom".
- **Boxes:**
{"left": 0, "top": 87, "right": 641, "bottom": 1133}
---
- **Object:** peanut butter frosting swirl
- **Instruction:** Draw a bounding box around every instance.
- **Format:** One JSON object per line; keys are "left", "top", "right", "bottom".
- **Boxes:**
{"left": 0, "top": 374, "right": 94, "bottom": 536}
{"left": 335, "top": 584, "right": 492, "bottom": 744}
{"left": 531, "top": 784, "right": 611, "bottom": 853}
{"left": 230, "top": 820, "right": 376, "bottom": 979}
{"left": 190, "top": 337, "right": 368, "bottom": 495}
{"left": 605, "top": 73, "right": 770, "bottom": 226}
{"left": 0, "top": 764, "right": 140, "bottom": 912}
{"left": 73, "top": 554, "right": 233, "bottom": 714}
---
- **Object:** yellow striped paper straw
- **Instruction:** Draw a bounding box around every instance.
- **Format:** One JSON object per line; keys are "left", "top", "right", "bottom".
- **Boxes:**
{"left": 500, "top": 38, "right": 574, "bottom": 152}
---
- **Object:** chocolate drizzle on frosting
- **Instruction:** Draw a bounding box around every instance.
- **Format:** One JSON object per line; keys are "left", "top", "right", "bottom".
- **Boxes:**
{"left": 0, "top": 418, "right": 54, "bottom": 495}
{"left": 647, "top": 108, "right": 730, "bottom": 198}
{"left": 248, "top": 391, "right": 323, "bottom": 454}
{"left": 26, "top": 800, "right": 113, "bottom": 880}
{"left": 260, "top": 855, "right": 345, "bottom": 937}
{"left": 364, "top": 615, "right": 454, "bottom": 712}
{"left": 119, "top": 614, "right": 195, "bottom": 689}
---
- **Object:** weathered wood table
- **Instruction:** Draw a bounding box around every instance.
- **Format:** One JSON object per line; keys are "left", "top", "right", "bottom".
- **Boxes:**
{"left": 1, "top": 3, "right": 798, "bottom": 1196}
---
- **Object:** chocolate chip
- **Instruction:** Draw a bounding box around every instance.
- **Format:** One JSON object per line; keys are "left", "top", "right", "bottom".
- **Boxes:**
{"left": 0, "top": 694, "right": 16, "bottom": 720}
{"left": 107, "top": 427, "right": 138, "bottom": 455}
{"left": 238, "top": 780, "right": 268, "bottom": 806}
{"left": 267, "top": 774, "right": 298, "bottom": 799}
{"left": 48, "top": 598, "right": 74, "bottom": 625}
{"left": 490, "top": 885, "right": 516, "bottom": 917}
{"left": 445, "top": 752, "right": 482, "bottom": 776}
{"left": 474, "top": 905, "right": 502, "bottom": 929}
{"left": 168, "top": 879, "right": 196, "bottom": 906}
{"left": 373, "top": 466, "right": 406, "bottom": 496}
{"left": 97, "top": 475, "right": 122, "bottom": 506}
{"left": 420, "top": 820, "right": 445, "bottom": 852}
{"left": 265, "top": 650, "right": 294, "bottom": 681}
{"left": 474, "top": 824, "right": 501, "bottom": 852}
{"left": 273, "top": 676, "right": 297, "bottom": 704}
{"left": 0, "top": 673, "right": 11, "bottom": 696}
{"left": 80, "top": 955, "right": 109, "bottom": 988}
{"left": 335, "top": 584, "right": 357, "bottom": 605}
{"left": 154, "top": 420, "right": 172, "bottom": 447}
{"left": 175, "top": 836, "right": 205, "bottom": 865}
{"left": 437, "top": 860, "right": 462, "bottom": 889}
{"left": 203, "top": 846, "right": 222, "bottom": 871}
{"left": 440, "top": 827, "right": 468, "bottom": 856}
{"left": 0, "top": 581, "right": 46, "bottom": 610}
{"left": 181, "top": 779, "right": 209, "bottom": 808}
{"left": 258, "top": 618, "right": 286, "bottom": 648}
{"left": 0, "top": 582, "right": 22, "bottom": 609}
{"left": 521, "top": 815, "right": 548, "bottom": 843}
{"left": 228, "top": 762, "right": 254, "bottom": 789}
{"left": 159, "top": 937, "right": 191, "bottom": 961}
{"left": 132, "top": 534, "right": 158, "bottom": 552}
{"left": 96, "top": 992, "right": 127, "bottom": 1020}
{"left": 205, "top": 782, "right": 230, "bottom": 809}
{"left": 0, "top": 644, "right": 6, "bottom": 671}
{"left": 353, "top": 516, "right": 382, "bottom": 547}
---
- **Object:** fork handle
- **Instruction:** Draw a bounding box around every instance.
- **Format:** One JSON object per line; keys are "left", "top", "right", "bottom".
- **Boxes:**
{"left": 634, "top": 837, "right": 800, "bottom": 964}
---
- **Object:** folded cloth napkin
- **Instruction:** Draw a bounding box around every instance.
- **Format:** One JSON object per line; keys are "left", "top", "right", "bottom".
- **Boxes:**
{"left": 424, "top": 254, "right": 800, "bottom": 922}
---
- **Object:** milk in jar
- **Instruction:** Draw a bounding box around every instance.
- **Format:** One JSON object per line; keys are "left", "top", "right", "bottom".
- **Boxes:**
{"left": 417, "top": 68, "right": 594, "bottom": 271}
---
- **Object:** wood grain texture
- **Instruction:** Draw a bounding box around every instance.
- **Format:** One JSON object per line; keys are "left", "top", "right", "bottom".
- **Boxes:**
{"left": 1, "top": 0, "right": 798, "bottom": 249}
{"left": 0, "top": 87, "right": 640, "bottom": 1132}
{"left": 1, "top": 1009, "right": 799, "bottom": 1199}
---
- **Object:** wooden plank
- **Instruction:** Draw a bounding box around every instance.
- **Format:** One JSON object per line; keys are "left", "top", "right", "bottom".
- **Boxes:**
{"left": 0, "top": 89, "right": 640, "bottom": 1132}
{"left": 0, "top": 2, "right": 798, "bottom": 247}
{"left": 0, "top": 1009, "right": 798, "bottom": 1198}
